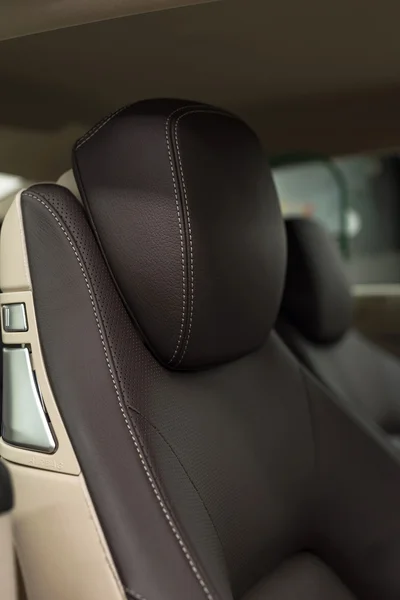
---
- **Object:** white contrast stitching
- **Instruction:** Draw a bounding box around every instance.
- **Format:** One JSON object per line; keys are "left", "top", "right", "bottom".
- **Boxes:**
{"left": 25, "top": 192, "right": 214, "bottom": 600}
{"left": 165, "top": 108, "right": 187, "bottom": 363}
{"left": 173, "top": 113, "right": 194, "bottom": 366}
{"left": 165, "top": 104, "right": 216, "bottom": 364}
{"left": 76, "top": 103, "right": 233, "bottom": 367}
{"left": 125, "top": 589, "right": 148, "bottom": 600}
{"left": 76, "top": 105, "right": 129, "bottom": 149}
{"left": 172, "top": 108, "right": 236, "bottom": 365}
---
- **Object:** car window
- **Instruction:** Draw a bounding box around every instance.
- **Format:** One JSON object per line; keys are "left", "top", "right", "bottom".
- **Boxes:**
{"left": 0, "top": 173, "right": 26, "bottom": 200}
{"left": 272, "top": 154, "right": 400, "bottom": 285}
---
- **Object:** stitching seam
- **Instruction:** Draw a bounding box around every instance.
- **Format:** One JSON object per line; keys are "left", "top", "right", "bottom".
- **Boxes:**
{"left": 128, "top": 405, "right": 226, "bottom": 553}
{"left": 125, "top": 588, "right": 148, "bottom": 600}
{"left": 165, "top": 107, "right": 187, "bottom": 363}
{"left": 173, "top": 112, "right": 194, "bottom": 366}
{"left": 167, "top": 106, "right": 233, "bottom": 364}
{"left": 164, "top": 104, "right": 206, "bottom": 363}
{"left": 166, "top": 104, "right": 208, "bottom": 364}
{"left": 171, "top": 108, "right": 237, "bottom": 365}
{"left": 25, "top": 192, "right": 214, "bottom": 600}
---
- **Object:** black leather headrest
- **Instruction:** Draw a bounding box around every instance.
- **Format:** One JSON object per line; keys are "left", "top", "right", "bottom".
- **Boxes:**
{"left": 73, "top": 99, "right": 286, "bottom": 369}
{"left": 281, "top": 217, "right": 353, "bottom": 344}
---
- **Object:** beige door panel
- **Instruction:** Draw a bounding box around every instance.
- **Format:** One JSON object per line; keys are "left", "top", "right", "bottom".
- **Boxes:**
{"left": 0, "top": 289, "right": 80, "bottom": 475}
{"left": 0, "top": 192, "right": 32, "bottom": 293}
{"left": 6, "top": 461, "right": 126, "bottom": 600}
{"left": 0, "top": 511, "right": 17, "bottom": 600}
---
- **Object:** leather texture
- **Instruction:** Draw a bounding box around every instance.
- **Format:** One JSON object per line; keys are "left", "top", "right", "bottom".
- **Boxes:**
{"left": 0, "top": 461, "right": 13, "bottom": 514}
{"left": 277, "top": 217, "right": 400, "bottom": 441}
{"left": 19, "top": 101, "right": 400, "bottom": 600}
{"left": 281, "top": 218, "right": 352, "bottom": 344}
{"left": 279, "top": 318, "right": 400, "bottom": 439}
{"left": 73, "top": 100, "right": 286, "bottom": 369}
{"left": 242, "top": 554, "right": 356, "bottom": 600}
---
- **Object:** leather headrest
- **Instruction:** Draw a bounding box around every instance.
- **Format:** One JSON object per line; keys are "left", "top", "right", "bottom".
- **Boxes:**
{"left": 73, "top": 99, "right": 286, "bottom": 369}
{"left": 281, "top": 218, "right": 353, "bottom": 344}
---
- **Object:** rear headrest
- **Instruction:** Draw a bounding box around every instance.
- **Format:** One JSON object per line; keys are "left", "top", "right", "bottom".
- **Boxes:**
{"left": 281, "top": 218, "right": 352, "bottom": 345}
{"left": 73, "top": 99, "right": 286, "bottom": 369}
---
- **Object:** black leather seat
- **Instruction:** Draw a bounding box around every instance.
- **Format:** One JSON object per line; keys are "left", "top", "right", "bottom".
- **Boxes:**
{"left": 277, "top": 216, "right": 400, "bottom": 447}
{"left": 18, "top": 100, "right": 400, "bottom": 599}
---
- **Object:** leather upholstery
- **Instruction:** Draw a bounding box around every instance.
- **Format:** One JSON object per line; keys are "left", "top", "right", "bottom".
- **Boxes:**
{"left": 0, "top": 462, "right": 12, "bottom": 515}
{"left": 73, "top": 100, "right": 286, "bottom": 369}
{"left": 19, "top": 101, "right": 400, "bottom": 600}
{"left": 281, "top": 218, "right": 352, "bottom": 344}
{"left": 278, "top": 217, "right": 400, "bottom": 441}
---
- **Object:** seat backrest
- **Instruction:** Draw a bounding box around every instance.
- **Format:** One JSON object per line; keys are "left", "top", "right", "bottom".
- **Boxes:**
{"left": 4, "top": 100, "right": 400, "bottom": 600}
{"left": 277, "top": 217, "right": 400, "bottom": 443}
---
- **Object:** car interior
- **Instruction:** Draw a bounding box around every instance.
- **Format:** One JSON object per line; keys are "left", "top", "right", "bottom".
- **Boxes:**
{"left": 2, "top": 1, "right": 400, "bottom": 599}
{"left": 277, "top": 217, "right": 400, "bottom": 448}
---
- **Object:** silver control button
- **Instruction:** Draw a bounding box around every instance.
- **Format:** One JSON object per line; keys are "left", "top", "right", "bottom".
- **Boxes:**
{"left": 2, "top": 303, "right": 28, "bottom": 332}
{"left": 2, "top": 347, "right": 56, "bottom": 453}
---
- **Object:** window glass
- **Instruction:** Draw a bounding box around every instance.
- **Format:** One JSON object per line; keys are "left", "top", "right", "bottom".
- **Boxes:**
{"left": 272, "top": 154, "right": 400, "bottom": 285}
{"left": 0, "top": 173, "right": 25, "bottom": 199}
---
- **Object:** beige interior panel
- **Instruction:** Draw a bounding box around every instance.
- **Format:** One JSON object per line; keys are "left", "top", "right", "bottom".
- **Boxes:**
{"left": 0, "top": 194, "right": 17, "bottom": 225}
{"left": 0, "top": 511, "right": 17, "bottom": 600}
{"left": 0, "top": 193, "right": 79, "bottom": 474}
{"left": 0, "top": 290, "right": 80, "bottom": 475}
{"left": 5, "top": 460, "right": 125, "bottom": 600}
{"left": 0, "top": 192, "right": 31, "bottom": 292}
